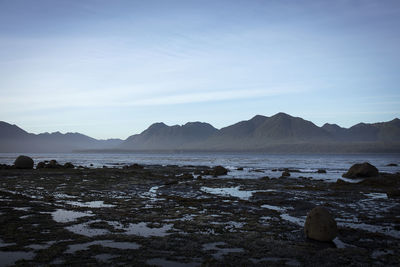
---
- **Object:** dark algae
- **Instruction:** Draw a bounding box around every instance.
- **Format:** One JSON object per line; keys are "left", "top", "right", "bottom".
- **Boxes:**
{"left": 0, "top": 164, "right": 399, "bottom": 266}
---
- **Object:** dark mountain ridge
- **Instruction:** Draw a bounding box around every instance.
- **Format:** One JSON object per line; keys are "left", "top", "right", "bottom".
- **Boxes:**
{"left": 0, "top": 123, "right": 123, "bottom": 153}
{"left": 122, "top": 122, "right": 217, "bottom": 150}
{"left": 1, "top": 113, "right": 400, "bottom": 153}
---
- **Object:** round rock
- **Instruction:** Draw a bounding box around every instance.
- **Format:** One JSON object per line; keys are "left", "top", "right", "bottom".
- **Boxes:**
{"left": 342, "top": 162, "right": 378, "bottom": 178}
{"left": 14, "top": 155, "right": 34, "bottom": 169}
{"left": 304, "top": 206, "right": 337, "bottom": 242}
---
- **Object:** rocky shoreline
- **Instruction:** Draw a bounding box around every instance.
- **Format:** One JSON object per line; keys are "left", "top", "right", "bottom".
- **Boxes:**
{"left": 0, "top": 160, "right": 399, "bottom": 266}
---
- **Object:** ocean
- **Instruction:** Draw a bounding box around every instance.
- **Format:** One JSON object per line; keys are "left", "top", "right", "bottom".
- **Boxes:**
{"left": 1, "top": 152, "right": 399, "bottom": 182}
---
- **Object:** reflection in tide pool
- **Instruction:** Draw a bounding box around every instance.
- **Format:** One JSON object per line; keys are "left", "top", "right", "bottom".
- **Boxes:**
{"left": 52, "top": 209, "right": 94, "bottom": 223}
{"left": 200, "top": 186, "right": 274, "bottom": 200}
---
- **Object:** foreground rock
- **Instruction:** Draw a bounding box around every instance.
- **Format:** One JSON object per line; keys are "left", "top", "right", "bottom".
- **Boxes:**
{"left": 36, "top": 160, "right": 74, "bottom": 169}
{"left": 200, "top": 166, "right": 229, "bottom": 176}
{"left": 14, "top": 155, "right": 34, "bottom": 169}
{"left": 212, "top": 165, "right": 228, "bottom": 176}
{"left": 342, "top": 162, "right": 379, "bottom": 178}
{"left": 387, "top": 189, "right": 400, "bottom": 198}
{"left": 123, "top": 163, "right": 144, "bottom": 170}
{"left": 304, "top": 206, "right": 337, "bottom": 242}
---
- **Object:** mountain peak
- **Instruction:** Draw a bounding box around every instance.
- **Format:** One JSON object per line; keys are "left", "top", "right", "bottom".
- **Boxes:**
{"left": 271, "top": 112, "right": 292, "bottom": 119}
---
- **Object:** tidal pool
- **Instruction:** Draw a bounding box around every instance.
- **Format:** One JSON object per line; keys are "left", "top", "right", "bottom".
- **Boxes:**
{"left": 51, "top": 209, "right": 94, "bottom": 223}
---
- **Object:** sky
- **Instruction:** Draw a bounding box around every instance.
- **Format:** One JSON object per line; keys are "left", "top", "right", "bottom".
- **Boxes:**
{"left": 0, "top": 0, "right": 399, "bottom": 139}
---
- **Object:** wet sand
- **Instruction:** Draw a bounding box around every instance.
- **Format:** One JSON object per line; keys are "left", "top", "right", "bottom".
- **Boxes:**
{"left": 0, "top": 165, "right": 399, "bottom": 266}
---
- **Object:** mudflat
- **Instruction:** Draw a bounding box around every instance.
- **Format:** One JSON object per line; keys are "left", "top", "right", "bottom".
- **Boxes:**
{"left": 0, "top": 165, "right": 399, "bottom": 266}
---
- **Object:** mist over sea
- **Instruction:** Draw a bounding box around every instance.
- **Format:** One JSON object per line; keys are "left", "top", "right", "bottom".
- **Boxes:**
{"left": 1, "top": 152, "right": 399, "bottom": 182}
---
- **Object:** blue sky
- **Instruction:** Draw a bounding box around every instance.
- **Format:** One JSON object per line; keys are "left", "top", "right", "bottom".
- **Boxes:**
{"left": 0, "top": 0, "right": 399, "bottom": 139}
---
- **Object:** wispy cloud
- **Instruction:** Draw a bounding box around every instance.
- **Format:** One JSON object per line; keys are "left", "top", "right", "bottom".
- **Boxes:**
{"left": 0, "top": 85, "right": 307, "bottom": 114}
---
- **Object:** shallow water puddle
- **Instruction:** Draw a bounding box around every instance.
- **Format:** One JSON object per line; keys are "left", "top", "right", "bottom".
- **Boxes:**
{"left": 66, "top": 222, "right": 109, "bottom": 237}
{"left": 202, "top": 242, "right": 244, "bottom": 259}
{"left": 65, "top": 200, "right": 115, "bottom": 208}
{"left": 200, "top": 186, "right": 272, "bottom": 200}
{"left": 261, "top": 204, "right": 305, "bottom": 226}
{"left": 54, "top": 193, "right": 78, "bottom": 199}
{"left": 337, "top": 221, "right": 400, "bottom": 239}
{"left": 333, "top": 238, "right": 355, "bottom": 249}
{"left": 27, "top": 241, "right": 56, "bottom": 250}
{"left": 363, "top": 193, "right": 387, "bottom": 200}
{"left": 261, "top": 204, "right": 286, "bottom": 212}
{"left": 123, "top": 222, "right": 173, "bottom": 237}
{"left": 0, "top": 238, "right": 16, "bottom": 248}
{"left": 13, "top": 207, "right": 30, "bottom": 211}
{"left": 52, "top": 209, "right": 94, "bottom": 223}
{"left": 280, "top": 214, "right": 305, "bottom": 226}
{"left": 0, "top": 251, "right": 35, "bottom": 266}
{"left": 67, "top": 240, "right": 140, "bottom": 254}
{"left": 142, "top": 186, "right": 161, "bottom": 199}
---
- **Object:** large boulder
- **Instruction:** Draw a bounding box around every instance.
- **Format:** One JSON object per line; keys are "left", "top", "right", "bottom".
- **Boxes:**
{"left": 304, "top": 206, "right": 337, "bottom": 242}
{"left": 14, "top": 155, "right": 34, "bottom": 169}
{"left": 342, "top": 162, "right": 379, "bottom": 178}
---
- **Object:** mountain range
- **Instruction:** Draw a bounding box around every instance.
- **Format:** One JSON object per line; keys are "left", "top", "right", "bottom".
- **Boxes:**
{"left": 1, "top": 112, "right": 400, "bottom": 153}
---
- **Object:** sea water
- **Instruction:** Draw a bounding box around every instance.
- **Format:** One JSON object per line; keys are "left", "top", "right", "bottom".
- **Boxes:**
{"left": 0, "top": 152, "right": 399, "bottom": 181}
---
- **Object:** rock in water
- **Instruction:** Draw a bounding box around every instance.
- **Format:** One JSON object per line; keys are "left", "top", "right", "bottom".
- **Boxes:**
{"left": 64, "top": 162, "right": 74, "bottom": 169}
{"left": 281, "top": 171, "right": 290, "bottom": 177}
{"left": 14, "top": 155, "right": 34, "bottom": 169}
{"left": 342, "top": 162, "right": 379, "bottom": 178}
{"left": 386, "top": 163, "right": 398, "bottom": 167}
{"left": 304, "top": 206, "right": 337, "bottom": 242}
{"left": 212, "top": 166, "right": 228, "bottom": 176}
{"left": 36, "top": 162, "right": 46, "bottom": 169}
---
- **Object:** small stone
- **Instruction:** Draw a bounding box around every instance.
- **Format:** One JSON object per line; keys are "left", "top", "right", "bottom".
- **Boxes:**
{"left": 317, "top": 169, "right": 327, "bottom": 173}
{"left": 14, "top": 155, "right": 34, "bottom": 169}
{"left": 304, "top": 206, "right": 337, "bottom": 242}
{"left": 36, "top": 162, "right": 46, "bottom": 169}
{"left": 281, "top": 171, "right": 290, "bottom": 177}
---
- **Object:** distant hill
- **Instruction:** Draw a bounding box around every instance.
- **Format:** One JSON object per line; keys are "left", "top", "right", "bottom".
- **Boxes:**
{"left": 1, "top": 113, "right": 400, "bottom": 153}
{"left": 0, "top": 122, "right": 123, "bottom": 153}
{"left": 121, "top": 122, "right": 217, "bottom": 150}
{"left": 202, "top": 113, "right": 332, "bottom": 150}
{"left": 121, "top": 113, "right": 400, "bottom": 152}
